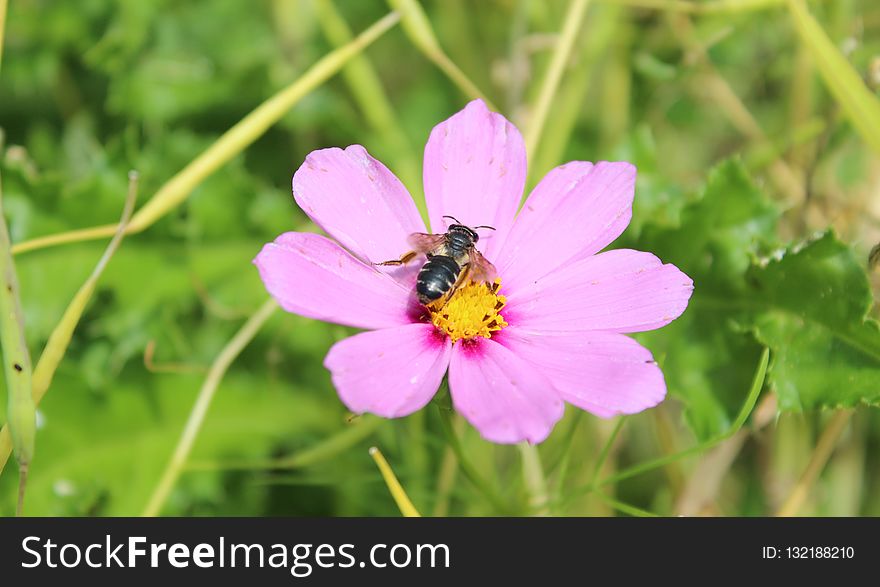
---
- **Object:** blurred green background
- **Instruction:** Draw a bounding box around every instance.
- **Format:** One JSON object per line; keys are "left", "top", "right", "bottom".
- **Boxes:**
{"left": 0, "top": 0, "right": 879, "bottom": 516}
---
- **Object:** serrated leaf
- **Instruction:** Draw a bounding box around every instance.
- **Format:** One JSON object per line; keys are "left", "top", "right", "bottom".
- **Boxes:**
{"left": 636, "top": 159, "right": 778, "bottom": 439}
{"left": 637, "top": 160, "right": 880, "bottom": 439}
{"left": 746, "top": 232, "right": 880, "bottom": 410}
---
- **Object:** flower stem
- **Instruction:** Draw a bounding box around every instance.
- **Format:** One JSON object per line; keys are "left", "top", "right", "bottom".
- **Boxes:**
{"left": 518, "top": 443, "right": 549, "bottom": 515}
{"left": 432, "top": 414, "right": 463, "bottom": 517}
{"left": 436, "top": 405, "right": 513, "bottom": 515}
{"left": 141, "top": 298, "right": 278, "bottom": 516}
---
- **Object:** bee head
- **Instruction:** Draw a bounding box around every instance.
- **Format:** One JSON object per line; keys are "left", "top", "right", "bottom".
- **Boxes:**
{"left": 442, "top": 216, "right": 494, "bottom": 243}
{"left": 448, "top": 224, "right": 479, "bottom": 243}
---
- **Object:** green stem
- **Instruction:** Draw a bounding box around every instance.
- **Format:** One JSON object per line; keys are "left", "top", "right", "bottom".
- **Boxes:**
{"left": 599, "top": 347, "right": 768, "bottom": 488}
{"left": 313, "top": 0, "right": 425, "bottom": 217}
{"left": 786, "top": 0, "right": 880, "bottom": 155}
{"left": 590, "top": 416, "right": 627, "bottom": 485}
{"left": 0, "top": 173, "right": 139, "bottom": 478}
{"left": 0, "top": 0, "right": 32, "bottom": 516}
{"left": 545, "top": 410, "right": 583, "bottom": 476}
{"left": 560, "top": 347, "right": 769, "bottom": 508}
{"left": 0, "top": 0, "right": 7, "bottom": 72}
{"left": 185, "top": 415, "right": 384, "bottom": 471}
{"left": 0, "top": 174, "right": 35, "bottom": 517}
{"left": 529, "top": 3, "right": 619, "bottom": 185}
{"left": 519, "top": 442, "right": 549, "bottom": 515}
{"left": 142, "top": 299, "right": 278, "bottom": 516}
{"left": 0, "top": 0, "right": 29, "bottom": 503}
{"left": 436, "top": 405, "right": 513, "bottom": 514}
{"left": 12, "top": 10, "right": 401, "bottom": 256}
{"left": 432, "top": 418, "right": 462, "bottom": 517}
{"left": 776, "top": 409, "right": 854, "bottom": 516}
{"left": 524, "top": 0, "right": 591, "bottom": 166}
{"left": 598, "top": 0, "right": 788, "bottom": 13}
{"left": 595, "top": 492, "right": 659, "bottom": 517}
{"left": 386, "top": 0, "right": 497, "bottom": 109}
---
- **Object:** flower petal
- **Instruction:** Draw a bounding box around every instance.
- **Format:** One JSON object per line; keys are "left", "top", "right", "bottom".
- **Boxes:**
{"left": 292, "top": 145, "right": 426, "bottom": 264}
{"left": 448, "top": 338, "right": 564, "bottom": 444}
{"left": 498, "top": 327, "right": 666, "bottom": 418}
{"left": 324, "top": 323, "right": 452, "bottom": 417}
{"left": 495, "top": 161, "right": 636, "bottom": 291}
{"left": 254, "top": 232, "right": 416, "bottom": 329}
{"left": 505, "top": 249, "right": 693, "bottom": 333}
{"left": 423, "top": 99, "right": 526, "bottom": 260}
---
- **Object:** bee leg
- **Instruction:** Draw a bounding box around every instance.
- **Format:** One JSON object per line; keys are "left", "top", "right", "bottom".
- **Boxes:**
{"left": 374, "top": 250, "right": 417, "bottom": 266}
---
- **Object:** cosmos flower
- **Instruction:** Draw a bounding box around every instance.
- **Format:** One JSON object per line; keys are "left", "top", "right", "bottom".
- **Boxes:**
{"left": 255, "top": 99, "right": 693, "bottom": 444}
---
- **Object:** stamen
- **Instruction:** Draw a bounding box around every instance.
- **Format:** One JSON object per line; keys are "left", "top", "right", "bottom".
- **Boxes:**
{"left": 428, "top": 279, "right": 508, "bottom": 343}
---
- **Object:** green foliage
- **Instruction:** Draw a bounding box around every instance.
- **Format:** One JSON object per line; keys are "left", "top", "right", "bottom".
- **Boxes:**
{"left": 634, "top": 160, "right": 880, "bottom": 439}
{"left": 633, "top": 160, "right": 779, "bottom": 439}
{"left": 1, "top": 0, "right": 879, "bottom": 517}
{"left": 748, "top": 233, "right": 880, "bottom": 411}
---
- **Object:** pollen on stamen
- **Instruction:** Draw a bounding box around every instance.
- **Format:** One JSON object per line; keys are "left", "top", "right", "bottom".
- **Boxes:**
{"left": 428, "top": 278, "right": 508, "bottom": 343}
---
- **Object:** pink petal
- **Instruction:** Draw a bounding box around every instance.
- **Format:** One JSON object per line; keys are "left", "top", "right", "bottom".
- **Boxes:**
{"left": 423, "top": 99, "right": 526, "bottom": 261}
{"left": 324, "top": 323, "right": 451, "bottom": 417}
{"left": 497, "top": 327, "right": 666, "bottom": 418}
{"left": 292, "top": 145, "right": 426, "bottom": 265}
{"left": 448, "top": 338, "right": 564, "bottom": 444}
{"left": 254, "top": 232, "right": 416, "bottom": 330}
{"left": 505, "top": 249, "right": 693, "bottom": 333}
{"left": 495, "top": 161, "right": 636, "bottom": 291}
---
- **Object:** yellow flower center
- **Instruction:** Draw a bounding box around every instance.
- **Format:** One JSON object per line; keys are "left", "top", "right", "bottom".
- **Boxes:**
{"left": 428, "top": 279, "right": 508, "bottom": 343}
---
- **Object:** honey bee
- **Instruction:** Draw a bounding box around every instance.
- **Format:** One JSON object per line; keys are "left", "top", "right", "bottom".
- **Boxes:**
{"left": 378, "top": 216, "right": 497, "bottom": 306}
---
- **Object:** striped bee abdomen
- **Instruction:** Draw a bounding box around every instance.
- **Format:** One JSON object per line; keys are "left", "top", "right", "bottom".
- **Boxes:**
{"left": 417, "top": 255, "right": 461, "bottom": 304}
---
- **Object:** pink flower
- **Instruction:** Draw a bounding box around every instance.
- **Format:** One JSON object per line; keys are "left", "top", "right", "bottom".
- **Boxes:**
{"left": 255, "top": 99, "right": 693, "bottom": 444}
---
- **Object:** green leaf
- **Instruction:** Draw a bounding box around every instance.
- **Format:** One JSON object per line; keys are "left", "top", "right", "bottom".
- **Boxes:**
{"left": 636, "top": 159, "right": 880, "bottom": 439}
{"left": 747, "top": 232, "right": 880, "bottom": 411}
{"left": 636, "top": 159, "right": 778, "bottom": 439}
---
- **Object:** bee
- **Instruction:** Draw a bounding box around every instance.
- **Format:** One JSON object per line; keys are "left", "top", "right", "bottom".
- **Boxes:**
{"left": 378, "top": 216, "right": 497, "bottom": 306}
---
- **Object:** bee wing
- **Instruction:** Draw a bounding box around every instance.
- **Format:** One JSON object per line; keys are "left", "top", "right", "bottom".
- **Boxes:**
{"left": 467, "top": 248, "right": 498, "bottom": 284}
{"left": 407, "top": 232, "right": 446, "bottom": 254}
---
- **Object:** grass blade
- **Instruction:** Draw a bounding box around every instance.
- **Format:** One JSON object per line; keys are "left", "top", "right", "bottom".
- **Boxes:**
{"left": 314, "top": 0, "right": 425, "bottom": 217}
{"left": 369, "top": 446, "right": 421, "bottom": 517}
{"left": 386, "top": 0, "right": 496, "bottom": 109}
{"left": 12, "top": 11, "right": 401, "bottom": 256}
{"left": 524, "top": 0, "right": 591, "bottom": 166}
{"left": 186, "top": 415, "right": 384, "bottom": 471}
{"left": 786, "top": 0, "right": 880, "bottom": 154}
{"left": 142, "top": 298, "right": 278, "bottom": 517}
{"left": 776, "top": 409, "right": 854, "bottom": 516}
{"left": 556, "top": 346, "right": 769, "bottom": 511}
